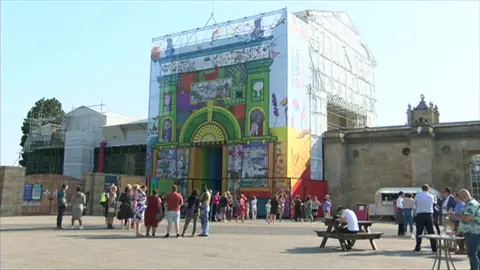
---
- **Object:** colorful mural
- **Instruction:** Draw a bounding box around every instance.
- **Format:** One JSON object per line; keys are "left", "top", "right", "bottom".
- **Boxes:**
{"left": 286, "top": 13, "right": 312, "bottom": 192}
{"left": 147, "top": 10, "right": 319, "bottom": 204}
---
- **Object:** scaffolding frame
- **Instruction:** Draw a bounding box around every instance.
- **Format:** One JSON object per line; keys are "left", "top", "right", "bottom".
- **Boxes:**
{"left": 151, "top": 9, "right": 287, "bottom": 51}
{"left": 301, "top": 10, "right": 377, "bottom": 128}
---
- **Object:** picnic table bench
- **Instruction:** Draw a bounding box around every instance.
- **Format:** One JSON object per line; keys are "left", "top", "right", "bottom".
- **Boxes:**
{"left": 314, "top": 218, "right": 383, "bottom": 252}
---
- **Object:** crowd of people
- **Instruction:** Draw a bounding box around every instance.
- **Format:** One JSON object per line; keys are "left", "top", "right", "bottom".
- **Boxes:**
{"left": 393, "top": 184, "right": 480, "bottom": 270}
{"left": 54, "top": 181, "right": 480, "bottom": 269}
{"left": 55, "top": 183, "right": 333, "bottom": 236}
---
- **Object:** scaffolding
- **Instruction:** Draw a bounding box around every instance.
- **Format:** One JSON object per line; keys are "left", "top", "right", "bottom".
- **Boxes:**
{"left": 23, "top": 109, "right": 67, "bottom": 175}
{"left": 22, "top": 103, "right": 106, "bottom": 177}
{"left": 151, "top": 9, "right": 286, "bottom": 50}
{"left": 295, "top": 10, "right": 377, "bottom": 130}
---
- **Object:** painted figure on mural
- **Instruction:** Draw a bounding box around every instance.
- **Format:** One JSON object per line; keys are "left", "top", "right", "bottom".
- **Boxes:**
{"left": 249, "top": 109, "right": 265, "bottom": 137}
{"left": 156, "top": 149, "right": 176, "bottom": 179}
{"left": 162, "top": 119, "right": 173, "bottom": 142}
{"left": 242, "top": 146, "right": 268, "bottom": 182}
{"left": 228, "top": 146, "right": 243, "bottom": 175}
{"left": 191, "top": 79, "right": 232, "bottom": 102}
{"left": 163, "top": 94, "right": 172, "bottom": 113}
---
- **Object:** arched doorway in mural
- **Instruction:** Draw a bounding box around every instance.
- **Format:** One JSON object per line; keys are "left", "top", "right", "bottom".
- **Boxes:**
{"left": 470, "top": 154, "right": 480, "bottom": 199}
{"left": 178, "top": 104, "right": 242, "bottom": 194}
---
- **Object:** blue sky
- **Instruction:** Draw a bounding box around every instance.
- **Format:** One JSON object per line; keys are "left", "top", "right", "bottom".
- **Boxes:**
{"left": 1, "top": 1, "right": 479, "bottom": 165}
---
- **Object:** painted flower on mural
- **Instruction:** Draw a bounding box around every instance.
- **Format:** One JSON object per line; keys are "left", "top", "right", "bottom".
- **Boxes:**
{"left": 271, "top": 94, "right": 279, "bottom": 127}
{"left": 280, "top": 97, "right": 288, "bottom": 127}
{"left": 292, "top": 99, "right": 300, "bottom": 128}
{"left": 300, "top": 109, "right": 306, "bottom": 129}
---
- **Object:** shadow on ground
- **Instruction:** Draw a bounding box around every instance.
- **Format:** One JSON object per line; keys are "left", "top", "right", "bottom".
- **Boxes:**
{"left": 342, "top": 249, "right": 466, "bottom": 261}
{"left": 382, "top": 235, "right": 417, "bottom": 240}
{"left": 59, "top": 234, "right": 147, "bottom": 240}
{"left": 0, "top": 226, "right": 106, "bottom": 233}
{"left": 283, "top": 246, "right": 352, "bottom": 254}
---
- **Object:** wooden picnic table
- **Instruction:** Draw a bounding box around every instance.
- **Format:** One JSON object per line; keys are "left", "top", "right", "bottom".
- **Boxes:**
{"left": 314, "top": 218, "right": 383, "bottom": 251}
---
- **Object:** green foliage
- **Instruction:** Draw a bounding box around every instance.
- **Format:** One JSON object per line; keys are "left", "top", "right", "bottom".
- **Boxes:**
{"left": 19, "top": 98, "right": 65, "bottom": 167}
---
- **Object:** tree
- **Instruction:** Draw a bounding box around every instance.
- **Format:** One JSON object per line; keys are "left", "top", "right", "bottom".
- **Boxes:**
{"left": 19, "top": 98, "right": 65, "bottom": 167}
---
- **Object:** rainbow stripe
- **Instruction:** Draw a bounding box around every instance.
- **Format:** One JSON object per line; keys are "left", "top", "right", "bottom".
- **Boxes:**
{"left": 192, "top": 147, "right": 223, "bottom": 192}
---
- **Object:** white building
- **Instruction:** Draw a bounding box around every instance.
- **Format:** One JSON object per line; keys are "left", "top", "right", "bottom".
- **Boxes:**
{"left": 24, "top": 106, "right": 146, "bottom": 179}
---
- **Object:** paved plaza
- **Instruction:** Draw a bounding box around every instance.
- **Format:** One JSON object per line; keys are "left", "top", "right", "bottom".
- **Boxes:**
{"left": 0, "top": 216, "right": 470, "bottom": 269}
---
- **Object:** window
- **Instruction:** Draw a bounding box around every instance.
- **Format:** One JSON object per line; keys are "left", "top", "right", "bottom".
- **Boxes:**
{"left": 470, "top": 154, "right": 480, "bottom": 200}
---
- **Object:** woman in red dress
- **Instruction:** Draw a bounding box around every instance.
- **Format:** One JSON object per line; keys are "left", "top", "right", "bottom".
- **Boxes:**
{"left": 236, "top": 194, "right": 247, "bottom": 222}
{"left": 144, "top": 189, "right": 162, "bottom": 237}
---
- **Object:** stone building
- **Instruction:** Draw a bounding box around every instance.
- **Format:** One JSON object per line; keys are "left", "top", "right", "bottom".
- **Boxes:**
{"left": 324, "top": 95, "right": 480, "bottom": 208}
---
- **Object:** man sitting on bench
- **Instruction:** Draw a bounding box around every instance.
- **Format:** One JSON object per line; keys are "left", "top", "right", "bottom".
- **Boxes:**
{"left": 334, "top": 207, "right": 360, "bottom": 249}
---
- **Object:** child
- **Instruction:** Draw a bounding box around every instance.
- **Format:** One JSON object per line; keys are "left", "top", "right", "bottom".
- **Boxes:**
{"left": 265, "top": 199, "right": 271, "bottom": 222}
{"left": 246, "top": 200, "right": 250, "bottom": 220}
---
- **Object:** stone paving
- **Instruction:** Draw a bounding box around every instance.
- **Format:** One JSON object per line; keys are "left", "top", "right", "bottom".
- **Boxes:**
{"left": 0, "top": 216, "right": 470, "bottom": 269}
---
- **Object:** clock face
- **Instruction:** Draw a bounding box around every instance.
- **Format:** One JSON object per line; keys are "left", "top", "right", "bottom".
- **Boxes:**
{"left": 417, "top": 126, "right": 422, "bottom": 134}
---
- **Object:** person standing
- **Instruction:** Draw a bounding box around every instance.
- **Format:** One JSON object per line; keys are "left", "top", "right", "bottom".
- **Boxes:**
{"left": 449, "top": 189, "right": 480, "bottom": 269}
{"left": 413, "top": 184, "right": 437, "bottom": 252}
{"left": 164, "top": 184, "right": 184, "bottom": 238}
{"left": 265, "top": 199, "right": 271, "bottom": 222}
{"left": 99, "top": 188, "right": 107, "bottom": 217}
{"left": 450, "top": 192, "right": 466, "bottom": 254}
{"left": 133, "top": 185, "right": 147, "bottom": 236}
{"left": 250, "top": 196, "right": 258, "bottom": 220}
{"left": 117, "top": 185, "right": 134, "bottom": 230}
{"left": 396, "top": 191, "right": 405, "bottom": 236}
{"left": 219, "top": 192, "right": 228, "bottom": 222}
{"left": 71, "top": 186, "right": 86, "bottom": 230}
{"left": 440, "top": 187, "right": 457, "bottom": 225}
{"left": 269, "top": 195, "right": 279, "bottom": 224}
{"left": 198, "top": 184, "right": 211, "bottom": 237}
{"left": 294, "top": 195, "right": 302, "bottom": 222}
{"left": 105, "top": 185, "right": 118, "bottom": 229}
{"left": 403, "top": 193, "right": 415, "bottom": 237}
{"left": 226, "top": 191, "right": 233, "bottom": 222}
{"left": 182, "top": 189, "right": 200, "bottom": 237}
{"left": 278, "top": 194, "right": 285, "bottom": 221}
{"left": 211, "top": 191, "right": 220, "bottom": 222}
{"left": 323, "top": 195, "right": 332, "bottom": 218}
{"left": 305, "top": 195, "right": 313, "bottom": 222}
{"left": 236, "top": 194, "right": 247, "bottom": 222}
{"left": 144, "top": 189, "right": 162, "bottom": 237}
{"left": 311, "top": 196, "right": 321, "bottom": 221}
{"left": 56, "top": 184, "right": 68, "bottom": 229}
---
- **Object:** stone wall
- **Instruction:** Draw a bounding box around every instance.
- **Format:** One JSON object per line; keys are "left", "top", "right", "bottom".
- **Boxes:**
{"left": 0, "top": 166, "right": 26, "bottom": 216}
{"left": 23, "top": 174, "right": 83, "bottom": 215}
{"left": 324, "top": 121, "right": 480, "bottom": 210}
{"left": 83, "top": 172, "right": 146, "bottom": 216}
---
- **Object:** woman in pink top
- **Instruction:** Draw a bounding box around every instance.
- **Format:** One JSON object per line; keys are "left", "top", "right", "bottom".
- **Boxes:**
{"left": 212, "top": 192, "right": 220, "bottom": 222}
{"left": 235, "top": 194, "right": 247, "bottom": 222}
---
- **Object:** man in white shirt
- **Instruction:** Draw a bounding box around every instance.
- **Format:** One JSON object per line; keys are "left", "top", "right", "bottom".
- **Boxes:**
{"left": 335, "top": 207, "right": 359, "bottom": 250}
{"left": 396, "top": 191, "right": 405, "bottom": 236}
{"left": 337, "top": 207, "right": 359, "bottom": 233}
{"left": 414, "top": 184, "right": 437, "bottom": 252}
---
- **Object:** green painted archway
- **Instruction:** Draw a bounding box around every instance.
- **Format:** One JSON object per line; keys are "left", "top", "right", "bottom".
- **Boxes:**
{"left": 178, "top": 103, "right": 242, "bottom": 144}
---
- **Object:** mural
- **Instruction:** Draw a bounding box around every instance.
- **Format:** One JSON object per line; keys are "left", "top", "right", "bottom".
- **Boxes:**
{"left": 147, "top": 9, "right": 317, "bottom": 203}
{"left": 287, "top": 13, "right": 311, "bottom": 182}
